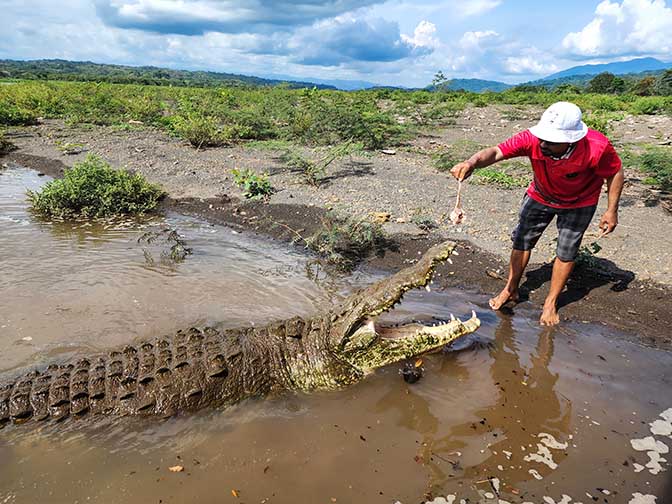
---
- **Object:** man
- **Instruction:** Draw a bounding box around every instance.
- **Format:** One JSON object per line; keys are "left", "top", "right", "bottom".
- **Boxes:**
{"left": 451, "top": 101, "right": 624, "bottom": 326}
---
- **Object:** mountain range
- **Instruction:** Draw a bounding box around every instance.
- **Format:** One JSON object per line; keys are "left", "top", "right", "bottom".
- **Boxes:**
{"left": 1, "top": 57, "right": 670, "bottom": 92}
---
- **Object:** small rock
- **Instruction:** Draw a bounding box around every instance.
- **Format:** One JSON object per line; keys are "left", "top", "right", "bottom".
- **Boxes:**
{"left": 381, "top": 149, "right": 396, "bottom": 155}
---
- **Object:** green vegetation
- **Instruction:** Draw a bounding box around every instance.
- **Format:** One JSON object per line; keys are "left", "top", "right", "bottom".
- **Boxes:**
{"left": 27, "top": 154, "right": 165, "bottom": 218}
{"left": 639, "top": 147, "right": 672, "bottom": 191}
{"left": 0, "top": 59, "right": 333, "bottom": 90}
{"left": 231, "top": 167, "right": 274, "bottom": 199}
{"left": 281, "top": 140, "right": 364, "bottom": 186}
{"left": 473, "top": 166, "right": 529, "bottom": 188}
{"left": 410, "top": 213, "right": 438, "bottom": 231}
{"left": 1, "top": 70, "right": 671, "bottom": 158}
{"left": 306, "top": 213, "right": 386, "bottom": 269}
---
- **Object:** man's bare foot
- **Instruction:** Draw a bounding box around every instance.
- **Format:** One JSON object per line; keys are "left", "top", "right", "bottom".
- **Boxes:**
{"left": 540, "top": 303, "right": 560, "bottom": 326}
{"left": 489, "top": 288, "right": 519, "bottom": 310}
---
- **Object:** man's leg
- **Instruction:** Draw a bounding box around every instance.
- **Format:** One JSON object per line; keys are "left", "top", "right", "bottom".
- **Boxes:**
{"left": 541, "top": 204, "right": 598, "bottom": 325}
{"left": 539, "top": 258, "right": 574, "bottom": 325}
{"left": 489, "top": 249, "right": 530, "bottom": 309}
{"left": 490, "top": 195, "right": 553, "bottom": 310}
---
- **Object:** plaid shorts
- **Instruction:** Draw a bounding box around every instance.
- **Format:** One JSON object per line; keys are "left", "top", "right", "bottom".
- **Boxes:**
{"left": 512, "top": 195, "right": 597, "bottom": 262}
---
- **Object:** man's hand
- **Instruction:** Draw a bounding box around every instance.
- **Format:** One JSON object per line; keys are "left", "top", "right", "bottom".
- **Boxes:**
{"left": 450, "top": 161, "right": 474, "bottom": 181}
{"left": 598, "top": 209, "right": 618, "bottom": 235}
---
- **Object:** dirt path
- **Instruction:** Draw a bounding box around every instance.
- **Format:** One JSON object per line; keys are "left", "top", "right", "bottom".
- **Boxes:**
{"left": 3, "top": 105, "right": 671, "bottom": 346}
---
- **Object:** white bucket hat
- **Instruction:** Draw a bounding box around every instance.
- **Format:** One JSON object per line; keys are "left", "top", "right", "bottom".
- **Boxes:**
{"left": 529, "top": 101, "right": 588, "bottom": 143}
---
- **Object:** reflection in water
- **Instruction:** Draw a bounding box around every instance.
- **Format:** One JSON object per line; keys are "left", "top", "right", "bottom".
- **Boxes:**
{"left": 373, "top": 312, "right": 573, "bottom": 498}
{"left": 445, "top": 315, "right": 571, "bottom": 491}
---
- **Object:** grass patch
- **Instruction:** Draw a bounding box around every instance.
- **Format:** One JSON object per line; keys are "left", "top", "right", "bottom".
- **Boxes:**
{"left": 27, "top": 154, "right": 165, "bottom": 218}
{"left": 245, "top": 139, "right": 295, "bottom": 151}
{"left": 639, "top": 147, "right": 672, "bottom": 191}
{"left": 231, "top": 167, "right": 274, "bottom": 199}
{"left": 306, "top": 213, "right": 386, "bottom": 269}
{"left": 473, "top": 162, "right": 530, "bottom": 188}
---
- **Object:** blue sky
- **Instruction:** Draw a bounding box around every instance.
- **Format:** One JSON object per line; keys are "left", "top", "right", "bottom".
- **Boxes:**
{"left": 1, "top": 0, "right": 671, "bottom": 86}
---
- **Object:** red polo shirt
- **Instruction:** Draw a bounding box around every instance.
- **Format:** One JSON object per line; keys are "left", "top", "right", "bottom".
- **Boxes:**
{"left": 497, "top": 129, "right": 622, "bottom": 209}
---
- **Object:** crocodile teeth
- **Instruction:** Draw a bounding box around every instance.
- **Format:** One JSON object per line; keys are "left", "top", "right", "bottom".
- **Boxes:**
{"left": 450, "top": 314, "right": 456, "bottom": 321}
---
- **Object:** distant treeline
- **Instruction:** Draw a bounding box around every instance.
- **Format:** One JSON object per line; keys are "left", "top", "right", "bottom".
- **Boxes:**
{"left": 0, "top": 59, "right": 336, "bottom": 90}
{"left": 508, "top": 70, "right": 672, "bottom": 96}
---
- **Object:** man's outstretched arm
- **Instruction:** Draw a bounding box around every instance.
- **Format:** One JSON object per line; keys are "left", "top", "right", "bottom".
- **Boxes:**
{"left": 450, "top": 146, "right": 505, "bottom": 181}
{"left": 599, "top": 167, "right": 624, "bottom": 234}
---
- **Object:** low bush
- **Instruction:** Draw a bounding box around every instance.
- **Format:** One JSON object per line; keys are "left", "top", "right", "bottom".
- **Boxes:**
{"left": 167, "top": 113, "right": 222, "bottom": 148}
{"left": 231, "top": 167, "right": 274, "bottom": 199}
{"left": 27, "top": 154, "right": 165, "bottom": 218}
{"left": 306, "top": 213, "right": 386, "bottom": 269}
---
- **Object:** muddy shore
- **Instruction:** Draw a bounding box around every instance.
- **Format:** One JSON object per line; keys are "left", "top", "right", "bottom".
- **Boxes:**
{"left": 2, "top": 125, "right": 672, "bottom": 349}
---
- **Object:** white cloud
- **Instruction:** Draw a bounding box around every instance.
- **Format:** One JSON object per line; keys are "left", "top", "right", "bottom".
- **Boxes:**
{"left": 504, "top": 56, "right": 558, "bottom": 75}
{"left": 401, "top": 20, "right": 439, "bottom": 48}
{"left": 562, "top": 0, "right": 672, "bottom": 57}
{"left": 458, "top": 30, "right": 499, "bottom": 50}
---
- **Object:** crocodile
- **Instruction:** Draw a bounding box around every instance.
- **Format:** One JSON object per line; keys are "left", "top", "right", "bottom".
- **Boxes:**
{"left": 0, "top": 240, "right": 480, "bottom": 428}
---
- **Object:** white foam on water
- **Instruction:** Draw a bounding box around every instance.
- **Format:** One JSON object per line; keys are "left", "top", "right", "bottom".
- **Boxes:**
{"left": 630, "top": 435, "right": 669, "bottom": 474}
{"left": 628, "top": 493, "right": 657, "bottom": 504}
{"left": 650, "top": 418, "right": 672, "bottom": 437}
{"left": 529, "top": 468, "right": 543, "bottom": 480}
{"left": 661, "top": 408, "right": 672, "bottom": 423}
{"left": 524, "top": 443, "right": 558, "bottom": 469}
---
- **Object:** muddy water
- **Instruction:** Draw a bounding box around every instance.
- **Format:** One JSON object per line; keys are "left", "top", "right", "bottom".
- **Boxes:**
{"left": 1, "top": 165, "right": 671, "bottom": 504}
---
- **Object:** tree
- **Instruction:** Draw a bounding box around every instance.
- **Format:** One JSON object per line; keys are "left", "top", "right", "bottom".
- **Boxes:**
{"left": 431, "top": 70, "right": 449, "bottom": 90}
{"left": 555, "top": 83, "right": 582, "bottom": 94}
{"left": 630, "top": 76, "right": 656, "bottom": 96}
{"left": 587, "top": 72, "right": 626, "bottom": 94}
{"left": 654, "top": 69, "right": 672, "bottom": 96}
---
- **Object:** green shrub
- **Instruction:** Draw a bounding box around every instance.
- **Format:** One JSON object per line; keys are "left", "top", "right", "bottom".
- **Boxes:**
{"left": 639, "top": 147, "right": 672, "bottom": 191}
{"left": 629, "top": 97, "right": 666, "bottom": 115}
{"left": 306, "top": 213, "right": 386, "bottom": 269}
{"left": 231, "top": 167, "right": 274, "bottom": 199}
{"left": 583, "top": 113, "right": 611, "bottom": 135}
{"left": 168, "top": 113, "right": 222, "bottom": 147}
{"left": 0, "top": 100, "right": 38, "bottom": 125}
{"left": 27, "top": 154, "right": 165, "bottom": 218}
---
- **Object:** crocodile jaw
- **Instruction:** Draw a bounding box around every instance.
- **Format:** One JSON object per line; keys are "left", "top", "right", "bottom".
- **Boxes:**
{"left": 340, "top": 312, "right": 480, "bottom": 373}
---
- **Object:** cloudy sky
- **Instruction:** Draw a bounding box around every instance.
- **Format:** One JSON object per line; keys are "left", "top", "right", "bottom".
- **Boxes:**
{"left": 1, "top": 0, "right": 671, "bottom": 87}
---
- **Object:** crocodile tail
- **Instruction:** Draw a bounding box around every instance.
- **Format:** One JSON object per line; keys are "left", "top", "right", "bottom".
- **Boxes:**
{"left": 0, "top": 327, "right": 235, "bottom": 428}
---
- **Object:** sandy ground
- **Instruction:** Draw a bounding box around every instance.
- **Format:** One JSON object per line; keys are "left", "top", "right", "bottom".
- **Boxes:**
{"left": 3, "top": 104, "right": 671, "bottom": 345}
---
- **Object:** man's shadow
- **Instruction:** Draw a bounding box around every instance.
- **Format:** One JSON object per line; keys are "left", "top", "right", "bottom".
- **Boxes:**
{"left": 518, "top": 256, "right": 635, "bottom": 309}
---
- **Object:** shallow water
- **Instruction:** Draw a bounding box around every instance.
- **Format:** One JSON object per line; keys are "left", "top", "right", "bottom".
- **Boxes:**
{"left": 1, "top": 165, "right": 671, "bottom": 504}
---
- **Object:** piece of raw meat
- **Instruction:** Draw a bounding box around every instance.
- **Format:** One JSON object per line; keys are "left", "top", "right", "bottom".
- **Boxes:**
{"left": 450, "top": 180, "right": 464, "bottom": 225}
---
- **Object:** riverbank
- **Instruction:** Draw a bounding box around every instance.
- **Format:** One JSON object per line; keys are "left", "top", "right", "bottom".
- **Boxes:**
{"left": 3, "top": 106, "right": 671, "bottom": 347}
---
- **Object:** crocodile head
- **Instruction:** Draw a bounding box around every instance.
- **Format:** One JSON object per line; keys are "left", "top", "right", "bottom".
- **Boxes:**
{"left": 329, "top": 240, "right": 480, "bottom": 375}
